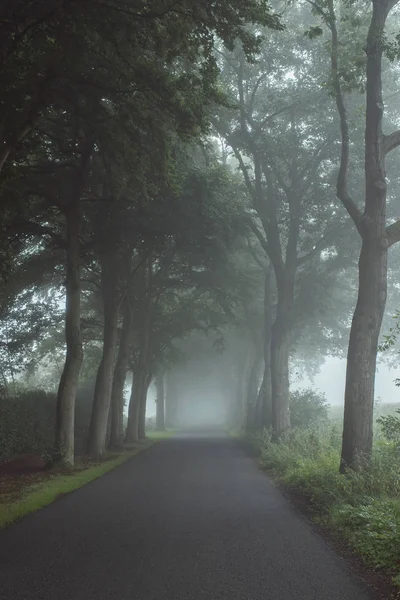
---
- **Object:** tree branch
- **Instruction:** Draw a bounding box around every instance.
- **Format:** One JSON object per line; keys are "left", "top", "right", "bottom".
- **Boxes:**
{"left": 248, "top": 220, "right": 269, "bottom": 255}
{"left": 383, "top": 130, "right": 400, "bottom": 154}
{"left": 327, "top": 0, "right": 364, "bottom": 235}
{"left": 297, "top": 221, "right": 350, "bottom": 265}
{"left": 386, "top": 219, "right": 400, "bottom": 247}
{"left": 245, "top": 235, "right": 267, "bottom": 269}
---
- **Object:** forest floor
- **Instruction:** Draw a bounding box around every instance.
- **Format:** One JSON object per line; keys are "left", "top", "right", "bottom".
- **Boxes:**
{"left": 0, "top": 431, "right": 171, "bottom": 530}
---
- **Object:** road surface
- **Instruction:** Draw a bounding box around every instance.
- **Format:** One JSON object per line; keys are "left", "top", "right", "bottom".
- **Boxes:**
{"left": 0, "top": 432, "right": 373, "bottom": 599}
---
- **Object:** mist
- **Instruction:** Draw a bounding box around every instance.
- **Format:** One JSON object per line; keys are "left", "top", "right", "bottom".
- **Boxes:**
{"left": 3, "top": 1, "right": 400, "bottom": 595}
{"left": 294, "top": 358, "right": 400, "bottom": 406}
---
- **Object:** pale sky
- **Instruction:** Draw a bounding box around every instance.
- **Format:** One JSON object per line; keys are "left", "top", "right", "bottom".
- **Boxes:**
{"left": 294, "top": 356, "right": 400, "bottom": 406}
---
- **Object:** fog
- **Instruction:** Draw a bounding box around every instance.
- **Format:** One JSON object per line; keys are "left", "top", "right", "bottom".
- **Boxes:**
{"left": 144, "top": 354, "right": 400, "bottom": 426}
{"left": 294, "top": 358, "right": 400, "bottom": 406}
{"left": 3, "top": 0, "right": 400, "bottom": 468}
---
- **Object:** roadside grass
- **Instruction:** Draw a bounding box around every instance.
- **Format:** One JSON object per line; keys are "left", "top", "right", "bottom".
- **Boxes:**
{"left": 250, "top": 425, "right": 400, "bottom": 585}
{"left": 0, "top": 430, "right": 174, "bottom": 530}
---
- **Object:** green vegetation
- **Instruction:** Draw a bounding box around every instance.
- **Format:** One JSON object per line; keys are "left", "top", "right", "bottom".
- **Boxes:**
{"left": 0, "top": 431, "right": 173, "bottom": 530}
{"left": 250, "top": 404, "right": 400, "bottom": 581}
{"left": 1, "top": 0, "right": 400, "bottom": 591}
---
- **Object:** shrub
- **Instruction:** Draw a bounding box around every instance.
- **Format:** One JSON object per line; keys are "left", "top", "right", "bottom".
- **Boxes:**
{"left": 0, "top": 387, "right": 93, "bottom": 461}
{"left": 289, "top": 388, "right": 328, "bottom": 428}
{"left": 0, "top": 390, "right": 56, "bottom": 460}
{"left": 377, "top": 409, "right": 400, "bottom": 443}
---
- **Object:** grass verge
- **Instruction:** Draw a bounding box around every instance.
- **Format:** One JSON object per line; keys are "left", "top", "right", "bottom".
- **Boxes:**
{"left": 249, "top": 425, "right": 400, "bottom": 588}
{"left": 0, "top": 430, "right": 174, "bottom": 530}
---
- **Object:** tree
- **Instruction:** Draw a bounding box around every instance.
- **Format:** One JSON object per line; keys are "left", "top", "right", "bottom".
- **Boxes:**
{"left": 311, "top": 0, "right": 400, "bottom": 469}
{"left": 55, "top": 136, "right": 94, "bottom": 465}
{"left": 155, "top": 372, "right": 166, "bottom": 431}
{"left": 214, "top": 14, "right": 352, "bottom": 437}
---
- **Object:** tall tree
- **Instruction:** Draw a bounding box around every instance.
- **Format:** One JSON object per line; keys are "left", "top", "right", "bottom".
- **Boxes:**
{"left": 321, "top": 0, "right": 400, "bottom": 469}
{"left": 55, "top": 136, "right": 94, "bottom": 465}
{"left": 214, "top": 18, "right": 349, "bottom": 436}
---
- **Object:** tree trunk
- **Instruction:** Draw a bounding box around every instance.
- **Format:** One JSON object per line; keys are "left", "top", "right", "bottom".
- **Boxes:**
{"left": 55, "top": 140, "right": 93, "bottom": 466}
{"left": 125, "top": 370, "right": 141, "bottom": 443}
{"left": 125, "top": 258, "right": 152, "bottom": 442}
{"left": 245, "top": 351, "right": 263, "bottom": 432}
{"left": 109, "top": 302, "right": 133, "bottom": 448}
{"left": 138, "top": 373, "right": 151, "bottom": 440}
{"left": 339, "top": 0, "right": 395, "bottom": 470}
{"left": 165, "top": 371, "right": 179, "bottom": 428}
{"left": 231, "top": 352, "right": 247, "bottom": 428}
{"left": 54, "top": 199, "right": 82, "bottom": 466}
{"left": 340, "top": 238, "right": 387, "bottom": 470}
{"left": 256, "top": 266, "right": 273, "bottom": 428}
{"left": 271, "top": 274, "right": 293, "bottom": 438}
{"left": 155, "top": 373, "right": 166, "bottom": 431}
{"left": 87, "top": 260, "right": 120, "bottom": 457}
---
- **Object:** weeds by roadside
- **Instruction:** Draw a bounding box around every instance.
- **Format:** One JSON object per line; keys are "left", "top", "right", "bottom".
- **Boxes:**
{"left": 249, "top": 424, "right": 400, "bottom": 584}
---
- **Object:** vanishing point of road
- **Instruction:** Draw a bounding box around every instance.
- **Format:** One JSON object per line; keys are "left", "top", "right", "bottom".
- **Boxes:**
{"left": 0, "top": 432, "right": 374, "bottom": 599}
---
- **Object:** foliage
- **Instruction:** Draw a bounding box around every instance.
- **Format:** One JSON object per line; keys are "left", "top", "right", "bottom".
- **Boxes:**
{"left": 0, "top": 389, "right": 92, "bottom": 461}
{"left": 377, "top": 409, "right": 400, "bottom": 443}
{"left": 290, "top": 388, "right": 328, "bottom": 428}
{"left": 254, "top": 424, "right": 400, "bottom": 576}
{"left": 330, "top": 499, "right": 400, "bottom": 569}
{"left": 0, "top": 390, "right": 56, "bottom": 460}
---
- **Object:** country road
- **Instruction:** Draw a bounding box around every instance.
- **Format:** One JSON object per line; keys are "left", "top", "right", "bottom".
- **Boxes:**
{"left": 0, "top": 432, "right": 373, "bottom": 600}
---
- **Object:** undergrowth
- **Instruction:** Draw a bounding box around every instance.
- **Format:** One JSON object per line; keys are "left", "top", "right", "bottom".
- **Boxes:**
{"left": 251, "top": 425, "right": 400, "bottom": 582}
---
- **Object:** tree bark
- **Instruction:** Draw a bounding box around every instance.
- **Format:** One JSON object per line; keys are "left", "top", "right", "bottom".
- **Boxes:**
{"left": 341, "top": 238, "right": 387, "bottom": 469}
{"left": 339, "top": 0, "right": 394, "bottom": 470}
{"left": 54, "top": 197, "right": 82, "bottom": 466}
{"left": 245, "top": 351, "right": 263, "bottom": 432}
{"left": 55, "top": 140, "right": 93, "bottom": 466}
{"left": 165, "top": 371, "right": 179, "bottom": 428}
{"left": 271, "top": 274, "right": 293, "bottom": 438}
{"left": 138, "top": 373, "right": 151, "bottom": 440}
{"left": 256, "top": 266, "right": 273, "bottom": 428}
{"left": 125, "top": 370, "right": 141, "bottom": 443}
{"left": 109, "top": 302, "right": 133, "bottom": 448}
{"left": 125, "top": 258, "right": 152, "bottom": 442}
{"left": 87, "top": 258, "right": 120, "bottom": 457}
{"left": 155, "top": 372, "right": 166, "bottom": 431}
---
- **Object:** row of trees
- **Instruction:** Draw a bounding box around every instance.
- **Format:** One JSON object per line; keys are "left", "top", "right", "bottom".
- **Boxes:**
{"left": 210, "top": 0, "right": 400, "bottom": 470}
{"left": 0, "top": 0, "right": 282, "bottom": 465}
{"left": 1, "top": 0, "right": 400, "bottom": 471}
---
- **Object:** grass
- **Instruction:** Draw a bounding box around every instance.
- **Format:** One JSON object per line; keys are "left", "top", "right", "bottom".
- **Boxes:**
{"left": 0, "top": 430, "right": 174, "bottom": 530}
{"left": 249, "top": 424, "right": 400, "bottom": 584}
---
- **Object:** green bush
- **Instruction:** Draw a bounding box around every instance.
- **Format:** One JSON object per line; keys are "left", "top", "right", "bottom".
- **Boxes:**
{"left": 0, "top": 390, "right": 56, "bottom": 460}
{"left": 0, "top": 387, "right": 93, "bottom": 461}
{"left": 290, "top": 388, "right": 328, "bottom": 428}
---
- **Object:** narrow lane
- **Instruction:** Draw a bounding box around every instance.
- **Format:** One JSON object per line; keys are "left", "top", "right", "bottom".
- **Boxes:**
{"left": 0, "top": 433, "right": 372, "bottom": 599}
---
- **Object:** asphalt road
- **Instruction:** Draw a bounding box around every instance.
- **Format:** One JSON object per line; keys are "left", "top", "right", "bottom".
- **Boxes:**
{"left": 0, "top": 432, "right": 373, "bottom": 600}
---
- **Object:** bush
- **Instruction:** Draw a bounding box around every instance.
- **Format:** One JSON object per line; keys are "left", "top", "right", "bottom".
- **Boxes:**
{"left": 377, "top": 408, "right": 400, "bottom": 442}
{"left": 0, "top": 390, "right": 56, "bottom": 460}
{"left": 0, "top": 387, "right": 93, "bottom": 461}
{"left": 289, "top": 388, "right": 328, "bottom": 428}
